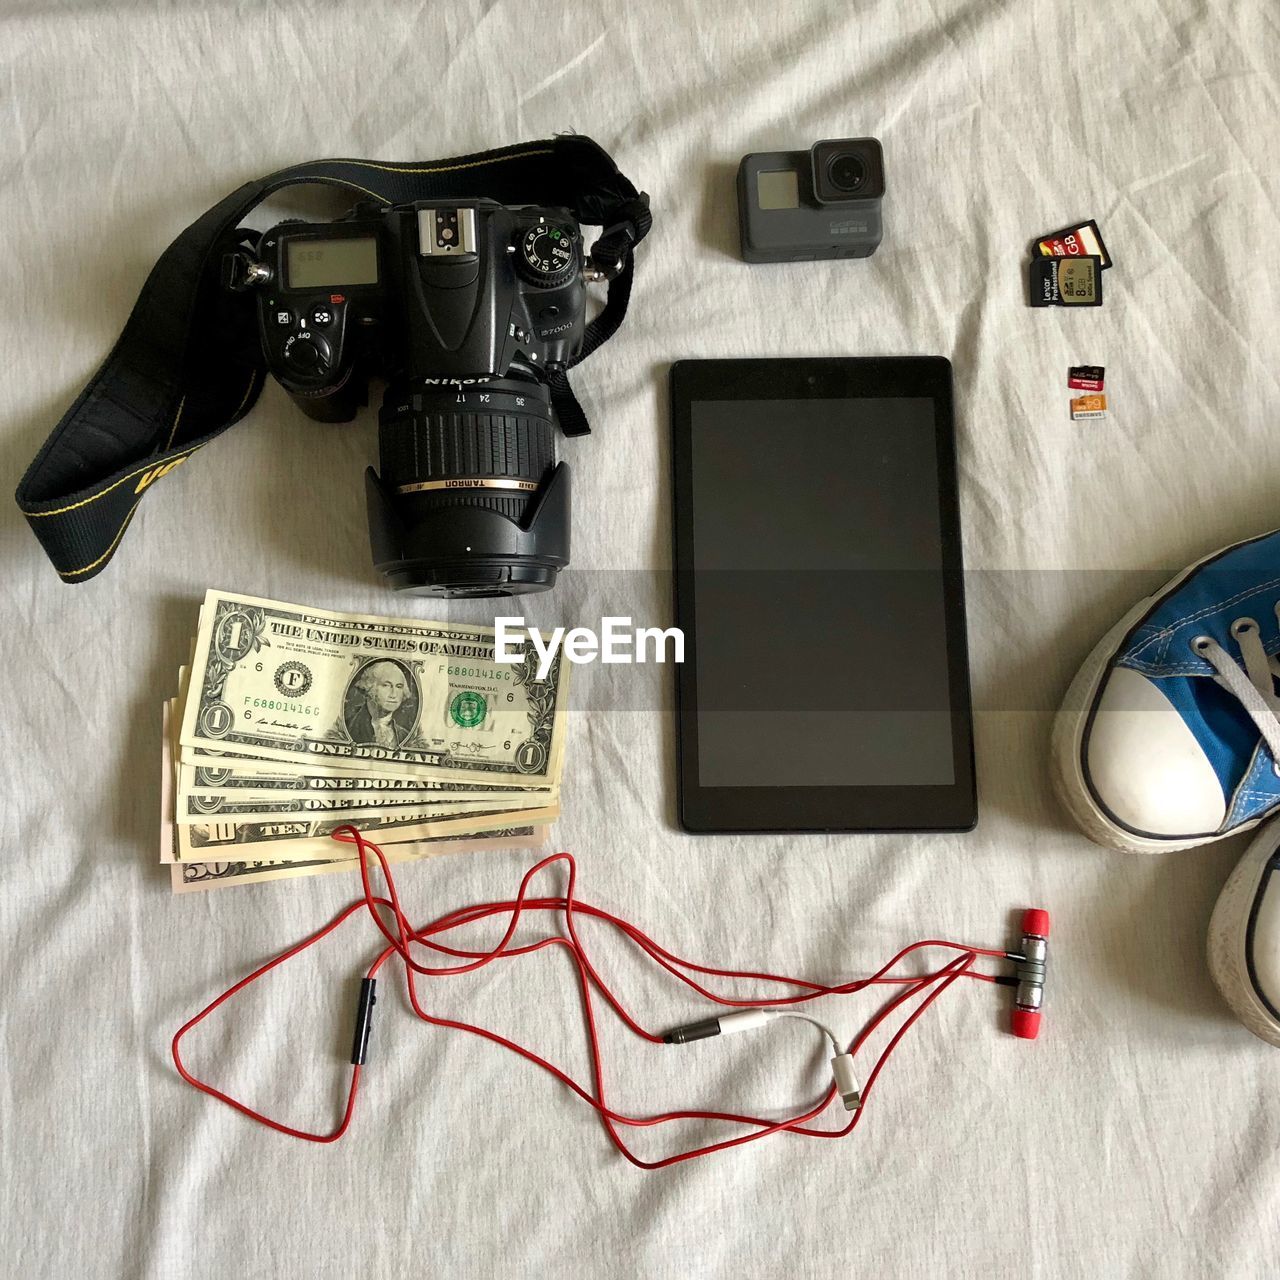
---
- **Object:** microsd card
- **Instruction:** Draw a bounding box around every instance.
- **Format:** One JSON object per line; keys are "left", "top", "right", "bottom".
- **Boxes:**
{"left": 1070, "top": 393, "right": 1108, "bottom": 420}
{"left": 1069, "top": 365, "right": 1105, "bottom": 391}
{"left": 1036, "top": 219, "right": 1111, "bottom": 269}
{"left": 1030, "top": 256, "right": 1103, "bottom": 306}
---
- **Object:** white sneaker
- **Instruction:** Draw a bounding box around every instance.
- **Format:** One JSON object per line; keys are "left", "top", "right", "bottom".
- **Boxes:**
{"left": 1208, "top": 824, "right": 1280, "bottom": 1047}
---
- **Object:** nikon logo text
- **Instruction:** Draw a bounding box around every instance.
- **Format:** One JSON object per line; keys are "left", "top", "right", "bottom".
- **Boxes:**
{"left": 420, "top": 376, "right": 492, "bottom": 386}
{"left": 134, "top": 456, "right": 188, "bottom": 494}
{"left": 495, "top": 616, "right": 686, "bottom": 681}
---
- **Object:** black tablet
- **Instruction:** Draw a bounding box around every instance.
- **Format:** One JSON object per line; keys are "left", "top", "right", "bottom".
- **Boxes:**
{"left": 670, "top": 357, "right": 975, "bottom": 833}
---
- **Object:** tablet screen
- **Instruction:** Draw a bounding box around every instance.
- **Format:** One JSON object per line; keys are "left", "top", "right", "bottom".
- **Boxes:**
{"left": 671, "top": 357, "right": 974, "bottom": 833}
{"left": 690, "top": 396, "right": 953, "bottom": 788}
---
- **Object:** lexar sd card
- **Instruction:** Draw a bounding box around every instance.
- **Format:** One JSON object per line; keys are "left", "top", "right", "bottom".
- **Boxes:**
{"left": 1030, "top": 256, "right": 1103, "bottom": 307}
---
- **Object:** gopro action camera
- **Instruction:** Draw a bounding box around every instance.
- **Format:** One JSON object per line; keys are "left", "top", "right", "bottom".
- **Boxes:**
{"left": 736, "top": 138, "right": 885, "bottom": 263}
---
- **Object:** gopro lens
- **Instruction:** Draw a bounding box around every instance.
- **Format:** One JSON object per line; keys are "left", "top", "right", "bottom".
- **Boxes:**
{"left": 827, "top": 153, "right": 866, "bottom": 193}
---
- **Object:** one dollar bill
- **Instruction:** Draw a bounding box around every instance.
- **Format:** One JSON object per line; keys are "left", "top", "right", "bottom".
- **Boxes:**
{"left": 177, "top": 757, "right": 552, "bottom": 800}
{"left": 179, "top": 590, "right": 568, "bottom": 786}
{"left": 175, "top": 792, "right": 540, "bottom": 825}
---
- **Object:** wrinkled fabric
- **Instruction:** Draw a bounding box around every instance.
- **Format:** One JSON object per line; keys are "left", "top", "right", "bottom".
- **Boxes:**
{"left": 1, "top": 2, "right": 1278, "bottom": 1277}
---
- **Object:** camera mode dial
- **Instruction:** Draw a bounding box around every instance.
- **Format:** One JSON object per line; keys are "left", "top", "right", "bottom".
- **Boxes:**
{"left": 516, "top": 221, "right": 578, "bottom": 289}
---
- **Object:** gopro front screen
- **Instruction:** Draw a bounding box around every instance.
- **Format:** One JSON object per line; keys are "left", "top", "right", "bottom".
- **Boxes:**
{"left": 757, "top": 170, "right": 799, "bottom": 210}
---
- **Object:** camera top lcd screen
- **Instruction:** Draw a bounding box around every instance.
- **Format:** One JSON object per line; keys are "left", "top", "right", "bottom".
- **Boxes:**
{"left": 285, "top": 237, "right": 379, "bottom": 289}
{"left": 670, "top": 357, "right": 974, "bottom": 833}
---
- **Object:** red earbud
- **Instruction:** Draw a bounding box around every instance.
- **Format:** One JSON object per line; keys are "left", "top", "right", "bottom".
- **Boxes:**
{"left": 1011, "top": 909, "right": 1049, "bottom": 1040}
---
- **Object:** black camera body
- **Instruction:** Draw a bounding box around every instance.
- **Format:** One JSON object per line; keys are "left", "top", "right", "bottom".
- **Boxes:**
{"left": 250, "top": 200, "right": 591, "bottom": 596}
{"left": 736, "top": 137, "right": 885, "bottom": 264}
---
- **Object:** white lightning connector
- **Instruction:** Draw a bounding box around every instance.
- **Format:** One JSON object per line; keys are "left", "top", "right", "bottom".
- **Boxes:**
{"left": 831, "top": 1052, "right": 861, "bottom": 1111}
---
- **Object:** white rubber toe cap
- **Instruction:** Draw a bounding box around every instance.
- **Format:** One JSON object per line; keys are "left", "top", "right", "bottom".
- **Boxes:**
{"left": 1252, "top": 871, "right": 1280, "bottom": 1017}
{"left": 1085, "top": 666, "right": 1227, "bottom": 837}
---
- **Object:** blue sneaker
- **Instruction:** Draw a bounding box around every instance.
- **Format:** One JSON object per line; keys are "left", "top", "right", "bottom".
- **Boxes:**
{"left": 1053, "top": 529, "right": 1280, "bottom": 852}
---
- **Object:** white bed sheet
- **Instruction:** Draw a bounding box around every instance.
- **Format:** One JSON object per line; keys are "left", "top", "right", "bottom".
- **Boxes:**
{"left": 2, "top": 1, "right": 1279, "bottom": 1276}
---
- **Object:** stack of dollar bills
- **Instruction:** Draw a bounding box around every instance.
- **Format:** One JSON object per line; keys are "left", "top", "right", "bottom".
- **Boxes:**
{"left": 163, "top": 590, "right": 566, "bottom": 892}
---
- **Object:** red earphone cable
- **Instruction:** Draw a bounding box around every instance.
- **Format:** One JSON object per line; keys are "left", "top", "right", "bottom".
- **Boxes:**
{"left": 172, "top": 827, "right": 1007, "bottom": 1165}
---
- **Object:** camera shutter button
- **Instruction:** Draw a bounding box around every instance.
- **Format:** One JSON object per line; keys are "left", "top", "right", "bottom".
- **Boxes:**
{"left": 283, "top": 333, "right": 331, "bottom": 374}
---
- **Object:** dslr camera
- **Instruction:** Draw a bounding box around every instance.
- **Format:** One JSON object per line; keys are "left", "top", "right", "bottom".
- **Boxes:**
{"left": 240, "top": 199, "right": 600, "bottom": 597}
{"left": 737, "top": 137, "right": 885, "bottom": 264}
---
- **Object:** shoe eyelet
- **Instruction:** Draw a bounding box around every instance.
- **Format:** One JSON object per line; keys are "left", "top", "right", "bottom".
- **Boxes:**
{"left": 1190, "top": 635, "right": 1213, "bottom": 654}
{"left": 1231, "top": 617, "right": 1258, "bottom": 639}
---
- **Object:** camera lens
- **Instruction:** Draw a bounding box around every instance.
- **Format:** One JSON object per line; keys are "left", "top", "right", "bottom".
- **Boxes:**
{"left": 827, "top": 153, "right": 866, "bottom": 193}
{"left": 366, "top": 378, "right": 570, "bottom": 597}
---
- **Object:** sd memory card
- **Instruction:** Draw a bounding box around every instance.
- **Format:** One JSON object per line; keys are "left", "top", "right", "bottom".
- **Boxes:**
{"left": 1030, "top": 256, "right": 1103, "bottom": 307}
{"left": 1036, "top": 219, "right": 1111, "bottom": 269}
{"left": 1070, "top": 393, "right": 1108, "bottom": 420}
{"left": 1069, "top": 365, "right": 1105, "bottom": 391}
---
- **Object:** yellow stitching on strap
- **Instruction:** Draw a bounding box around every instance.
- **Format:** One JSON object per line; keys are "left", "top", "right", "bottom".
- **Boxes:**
{"left": 23, "top": 449, "right": 201, "bottom": 517}
{"left": 310, "top": 177, "right": 389, "bottom": 202}
{"left": 282, "top": 150, "right": 556, "bottom": 200}
{"left": 231, "top": 369, "right": 259, "bottom": 417}
{"left": 22, "top": 370, "right": 257, "bottom": 518}
{"left": 163, "top": 395, "right": 186, "bottom": 450}
{"left": 58, "top": 502, "right": 142, "bottom": 578}
{"left": 317, "top": 149, "right": 554, "bottom": 176}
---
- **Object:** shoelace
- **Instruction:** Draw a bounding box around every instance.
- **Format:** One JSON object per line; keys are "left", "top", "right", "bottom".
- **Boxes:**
{"left": 1192, "top": 611, "right": 1280, "bottom": 774}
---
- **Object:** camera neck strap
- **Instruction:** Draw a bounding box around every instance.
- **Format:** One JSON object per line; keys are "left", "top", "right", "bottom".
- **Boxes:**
{"left": 15, "top": 134, "right": 651, "bottom": 583}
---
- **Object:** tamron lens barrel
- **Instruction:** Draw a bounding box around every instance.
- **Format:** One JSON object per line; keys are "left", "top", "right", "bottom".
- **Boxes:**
{"left": 368, "top": 377, "right": 571, "bottom": 596}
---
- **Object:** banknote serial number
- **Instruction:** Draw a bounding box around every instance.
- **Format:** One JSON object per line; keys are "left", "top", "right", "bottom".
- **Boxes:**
{"left": 244, "top": 697, "right": 323, "bottom": 715}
